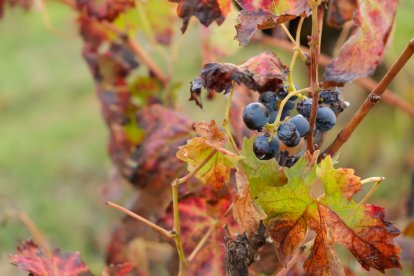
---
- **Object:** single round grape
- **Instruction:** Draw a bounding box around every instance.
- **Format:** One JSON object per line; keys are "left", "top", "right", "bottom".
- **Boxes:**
{"left": 296, "top": 98, "right": 314, "bottom": 118}
{"left": 284, "top": 100, "right": 295, "bottom": 111}
{"left": 253, "top": 135, "right": 270, "bottom": 159}
{"left": 242, "top": 102, "right": 270, "bottom": 131}
{"left": 277, "top": 122, "right": 301, "bottom": 147}
{"left": 290, "top": 114, "right": 310, "bottom": 137}
{"left": 259, "top": 91, "right": 278, "bottom": 111}
{"left": 316, "top": 106, "right": 336, "bottom": 131}
{"left": 253, "top": 134, "right": 280, "bottom": 160}
{"left": 319, "top": 88, "right": 341, "bottom": 104}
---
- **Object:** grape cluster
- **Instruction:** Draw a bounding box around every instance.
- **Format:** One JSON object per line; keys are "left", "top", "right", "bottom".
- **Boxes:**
{"left": 242, "top": 86, "right": 348, "bottom": 167}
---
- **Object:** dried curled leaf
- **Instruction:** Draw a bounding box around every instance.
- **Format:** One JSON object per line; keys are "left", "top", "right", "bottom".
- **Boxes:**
{"left": 235, "top": 0, "right": 311, "bottom": 45}
{"left": 324, "top": 0, "right": 399, "bottom": 84}
{"left": 10, "top": 240, "right": 92, "bottom": 276}
{"left": 170, "top": 0, "right": 232, "bottom": 33}
{"left": 190, "top": 51, "right": 288, "bottom": 108}
{"left": 253, "top": 154, "right": 401, "bottom": 274}
{"left": 177, "top": 121, "right": 241, "bottom": 190}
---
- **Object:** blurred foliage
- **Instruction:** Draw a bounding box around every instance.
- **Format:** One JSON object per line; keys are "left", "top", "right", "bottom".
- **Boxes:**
{"left": 0, "top": 0, "right": 413, "bottom": 275}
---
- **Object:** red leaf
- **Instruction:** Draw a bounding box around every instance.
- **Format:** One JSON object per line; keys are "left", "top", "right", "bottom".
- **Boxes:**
{"left": 76, "top": 0, "right": 134, "bottom": 22}
{"left": 158, "top": 192, "right": 239, "bottom": 275}
{"left": 103, "top": 263, "right": 136, "bottom": 276}
{"left": 321, "top": 204, "right": 401, "bottom": 272}
{"left": 10, "top": 240, "right": 92, "bottom": 276}
{"left": 324, "top": 0, "right": 399, "bottom": 85}
{"left": 235, "top": 0, "right": 310, "bottom": 45}
{"left": 170, "top": 0, "right": 231, "bottom": 33}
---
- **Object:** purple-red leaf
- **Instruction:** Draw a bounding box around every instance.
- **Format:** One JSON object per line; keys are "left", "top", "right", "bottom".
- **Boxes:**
{"left": 10, "top": 240, "right": 92, "bottom": 276}
{"left": 170, "top": 0, "right": 231, "bottom": 33}
{"left": 324, "top": 0, "right": 399, "bottom": 84}
{"left": 235, "top": 0, "right": 311, "bottom": 45}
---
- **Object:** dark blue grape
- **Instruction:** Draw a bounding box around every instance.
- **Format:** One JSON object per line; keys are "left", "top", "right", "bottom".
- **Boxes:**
{"left": 297, "top": 98, "right": 314, "bottom": 118}
{"left": 319, "top": 88, "right": 340, "bottom": 104}
{"left": 259, "top": 91, "right": 278, "bottom": 111}
{"left": 290, "top": 114, "right": 310, "bottom": 137}
{"left": 243, "top": 102, "right": 269, "bottom": 131}
{"left": 253, "top": 135, "right": 270, "bottom": 159}
{"left": 253, "top": 134, "right": 280, "bottom": 160}
{"left": 277, "top": 122, "right": 300, "bottom": 147}
{"left": 316, "top": 107, "right": 336, "bottom": 131}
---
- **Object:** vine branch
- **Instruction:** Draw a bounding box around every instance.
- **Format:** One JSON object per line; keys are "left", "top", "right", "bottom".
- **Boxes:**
{"left": 323, "top": 38, "right": 414, "bottom": 157}
{"left": 306, "top": 2, "right": 324, "bottom": 153}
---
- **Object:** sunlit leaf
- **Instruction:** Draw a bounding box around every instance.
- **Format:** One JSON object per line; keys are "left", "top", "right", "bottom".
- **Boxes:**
{"left": 177, "top": 121, "right": 241, "bottom": 190}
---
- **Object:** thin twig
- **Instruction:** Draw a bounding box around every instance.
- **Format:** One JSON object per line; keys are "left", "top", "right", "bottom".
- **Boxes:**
{"left": 187, "top": 224, "right": 216, "bottom": 262}
{"left": 105, "top": 201, "right": 173, "bottom": 239}
{"left": 280, "top": 24, "right": 307, "bottom": 62}
{"left": 171, "top": 150, "right": 218, "bottom": 274}
{"left": 306, "top": 3, "right": 324, "bottom": 153}
{"left": 359, "top": 177, "right": 385, "bottom": 204}
{"left": 324, "top": 39, "right": 414, "bottom": 157}
{"left": 287, "top": 17, "right": 305, "bottom": 92}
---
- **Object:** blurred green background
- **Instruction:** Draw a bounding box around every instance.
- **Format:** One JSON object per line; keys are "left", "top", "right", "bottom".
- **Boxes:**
{"left": 0, "top": 1, "right": 413, "bottom": 275}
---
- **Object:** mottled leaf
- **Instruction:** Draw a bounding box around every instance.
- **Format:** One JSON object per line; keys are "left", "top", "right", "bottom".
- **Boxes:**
{"left": 235, "top": 0, "right": 311, "bottom": 45}
{"left": 190, "top": 51, "right": 288, "bottom": 108}
{"left": 170, "top": 0, "right": 232, "bottom": 33}
{"left": 324, "top": 0, "right": 399, "bottom": 84}
{"left": 254, "top": 154, "right": 401, "bottom": 273}
{"left": 76, "top": 0, "right": 134, "bottom": 22}
{"left": 158, "top": 193, "right": 238, "bottom": 275}
{"left": 177, "top": 120, "right": 241, "bottom": 190}
{"left": 10, "top": 240, "right": 92, "bottom": 276}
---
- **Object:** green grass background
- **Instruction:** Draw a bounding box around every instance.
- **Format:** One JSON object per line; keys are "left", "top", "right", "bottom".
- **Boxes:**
{"left": 0, "top": 1, "right": 413, "bottom": 275}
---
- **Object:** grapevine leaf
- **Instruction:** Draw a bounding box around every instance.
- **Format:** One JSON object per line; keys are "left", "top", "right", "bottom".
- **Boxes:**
{"left": 235, "top": 0, "right": 311, "bottom": 45}
{"left": 239, "top": 137, "right": 286, "bottom": 197}
{"left": 10, "top": 240, "right": 92, "bottom": 276}
{"left": 254, "top": 154, "right": 401, "bottom": 273}
{"left": 177, "top": 121, "right": 241, "bottom": 190}
{"left": 327, "top": 0, "right": 358, "bottom": 28}
{"left": 232, "top": 168, "right": 266, "bottom": 234}
{"left": 158, "top": 193, "right": 238, "bottom": 275}
{"left": 324, "top": 0, "right": 399, "bottom": 84}
{"left": 169, "top": 0, "right": 232, "bottom": 33}
{"left": 190, "top": 51, "right": 288, "bottom": 108}
{"left": 76, "top": 0, "right": 134, "bottom": 22}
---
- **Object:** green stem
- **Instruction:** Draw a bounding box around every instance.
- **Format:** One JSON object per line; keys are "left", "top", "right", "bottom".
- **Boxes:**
{"left": 359, "top": 177, "right": 384, "bottom": 204}
{"left": 266, "top": 87, "right": 312, "bottom": 137}
{"left": 287, "top": 17, "right": 306, "bottom": 92}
